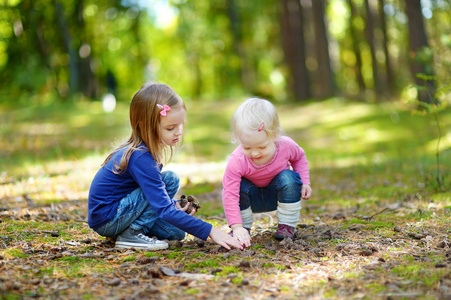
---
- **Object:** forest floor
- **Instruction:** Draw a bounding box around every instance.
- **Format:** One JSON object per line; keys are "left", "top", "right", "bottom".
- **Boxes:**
{"left": 0, "top": 99, "right": 450, "bottom": 299}
{"left": 0, "top": 181, "right": 450, "bottom": 300}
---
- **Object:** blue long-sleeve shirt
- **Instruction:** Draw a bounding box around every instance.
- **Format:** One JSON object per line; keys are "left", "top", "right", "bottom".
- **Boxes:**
{"left": 88, "top": 146, "right": 212, "bottom": 240}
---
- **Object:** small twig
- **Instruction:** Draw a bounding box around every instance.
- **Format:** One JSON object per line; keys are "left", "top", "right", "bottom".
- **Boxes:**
{"left": 22, "top": 230, "right": 60, "bottom": 237}
{"left": 72, "top": 218, "right": 89, "bottom": 223}
{"left": 368, "top": 207, "right": 389, "bottom": 220}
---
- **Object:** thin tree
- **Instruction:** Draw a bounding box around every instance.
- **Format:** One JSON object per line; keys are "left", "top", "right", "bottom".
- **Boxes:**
{"left": 377, "top": 0, "right": 395, "bottom": 96}
{"left": 54, "top": 0, "right": 79, "bottom": 95}
{"left": 404, "top": 0, "right": 437, "bottom": 104}
{"left": 347, "top": 0, "right": 366, "bottom": 95}
{"left": 311, "top": 0, "right": 335, "bottom": 98}
{"left": 280, "top": 0, "right": 310, "bottom": 101}
{"left": 364, "top": 0, "right": 383, "bottom": 98}
{"left": 76, "top": 0, "right": 98, "bottom": 98}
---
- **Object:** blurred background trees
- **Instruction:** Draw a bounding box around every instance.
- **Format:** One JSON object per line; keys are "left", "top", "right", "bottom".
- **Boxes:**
{"left": 0, "top": 0, "right": 450, "bottom": 105}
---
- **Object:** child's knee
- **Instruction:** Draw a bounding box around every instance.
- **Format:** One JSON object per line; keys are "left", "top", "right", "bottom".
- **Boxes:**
{"left": 162, "top": 170, "right": 180, "bottom": 186}
{"left": 277, "top": 169, "right": 302, "bottom": 185}
{"left": 170, "top": 230, "right": 187, "bottom": 241}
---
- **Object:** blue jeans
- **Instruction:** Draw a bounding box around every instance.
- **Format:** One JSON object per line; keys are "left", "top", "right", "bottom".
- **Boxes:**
{"left": 93, "top": 171, "right": 186, "bottom": 241}
{"left": 239, "top": 169, "right": 303, "bottom": 213}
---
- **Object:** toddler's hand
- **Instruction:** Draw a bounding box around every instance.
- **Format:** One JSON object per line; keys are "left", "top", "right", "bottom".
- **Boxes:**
{"left": 209, "top": 227, "right": 243, "bottom": 250}
{"left": 301, "top": 184, "right": 312, "bottom": 200}
{"left": 231, "top": 226, "right": 251, "bottom": 248}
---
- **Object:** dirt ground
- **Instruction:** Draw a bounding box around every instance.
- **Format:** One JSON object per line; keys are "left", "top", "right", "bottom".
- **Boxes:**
{"left": 0, "top": 188, "right": 451, "bottom": 300}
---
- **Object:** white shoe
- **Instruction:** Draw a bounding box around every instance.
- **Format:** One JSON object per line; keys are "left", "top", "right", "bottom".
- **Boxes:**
{"left": 115, "top": 227, "right": 168, "bottom": 250}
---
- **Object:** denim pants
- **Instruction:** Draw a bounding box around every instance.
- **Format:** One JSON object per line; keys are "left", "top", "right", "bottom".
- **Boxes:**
{"left": 93, "top": 171, "right": 186, "bottom": 241}
{"left": 239, "top": 169, "right": 303, "bottom": 212}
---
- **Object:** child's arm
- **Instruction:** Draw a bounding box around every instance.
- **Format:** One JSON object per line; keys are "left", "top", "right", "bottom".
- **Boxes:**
{"left": 284, "top": 137, "right": 310, "bottom": 186}
{"left": 286, "top": 138, "right": 312, "bottom": 200}
{"left": 222, "top": 162, "right": 245, "bottom": 225}
{"left": 221, "top": 153, "right": 251, "bottom": 248}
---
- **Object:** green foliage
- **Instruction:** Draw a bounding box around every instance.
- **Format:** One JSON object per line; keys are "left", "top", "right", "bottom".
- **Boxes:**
{"left": 145, "top": 252, "right": 164, "bottom": 258}
{"left": 343, "top": 271, "right": 361, "bottom": 279}
{"left": 366, "top": 221, "right": 395, "bottom": 230}
{"left": 3, "top": 248, "right": 28, "bottom": 259}
{"left": 231, "top": 276, "right": 244, "bottom": 285}
{"left": 122, "top": 255, "right": 136, "bottom": 262}
{"left": 184, "top": 289, "right": 200, "bottom": 295}
{"left": 364, "top": 283, "right": 387, "bottom": 293}
{"left": 391, "top": 264, "right": 447, "bottom": 287}
{"left": 166, "top": 252, "right": 183, "bottom": 259}
{"left": 261, "top": 249, "right": 275, "bottom": 256}
{"left": 58, "top": 256, "right": 81, "bottom": 262}
{"left": 408, "top": 209, "right": 434, "bottom": 221}
{"left": 182, "top": 183, "right": 216, "bottom": 195}
{"left": 185, "top": 259, "right": 220, "bottom": 271}
{"left": 1, "top": 0, "right": 451, "bottom": 104}
{"left": 262, "top": 262, "right": 285, "bottom": 270}
{"left": 1, "top": 97, "right": 449, "bottom": 210}
{"left": 214, "top": 266, "right": 240, "bottom": 277}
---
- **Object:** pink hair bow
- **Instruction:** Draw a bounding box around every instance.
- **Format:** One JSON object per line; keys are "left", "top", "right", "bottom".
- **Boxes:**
{"left": 157, "top": 104, "right": 171, "bottom": 116}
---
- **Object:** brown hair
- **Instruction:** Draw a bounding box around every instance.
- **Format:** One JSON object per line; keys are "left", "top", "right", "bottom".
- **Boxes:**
{"left": 102, "top": 82, "right": 185, "bottom": 173}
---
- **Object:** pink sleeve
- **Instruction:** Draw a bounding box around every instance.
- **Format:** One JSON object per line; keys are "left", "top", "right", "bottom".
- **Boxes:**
{"left": 288, "top": 139, "right": 311, "bottom": 185}
{"left": 222, "top": 157, "right": 244, "bottom": 227}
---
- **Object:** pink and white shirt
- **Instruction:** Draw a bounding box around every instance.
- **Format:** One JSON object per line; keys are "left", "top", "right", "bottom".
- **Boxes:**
{"left": 222, "top": 136, "right": 310, "bottom": 226}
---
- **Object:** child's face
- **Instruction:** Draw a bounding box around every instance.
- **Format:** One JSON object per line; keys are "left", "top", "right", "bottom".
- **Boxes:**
{"left": 239, "top": 129, "right": 276, "bottom": 166}
{"left": 159, "top": 105, "right": 185, "bottom": 146}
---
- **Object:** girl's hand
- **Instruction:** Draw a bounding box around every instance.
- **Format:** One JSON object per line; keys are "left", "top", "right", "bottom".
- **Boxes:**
{"left": 209, "top": 227, "right": 244, "bottom": 250}
{"left": 301, "top": 184, "right": 312, "bottom": 200}
{"left": 175, "top": 201, "right": 197, "bottom": 216}
{"left": 231, "top": 225, "right": 251, "bottom": 248}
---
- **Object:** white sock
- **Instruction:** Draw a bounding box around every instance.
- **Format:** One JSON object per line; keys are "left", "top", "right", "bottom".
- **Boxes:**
{"left": 277, "top": 201, "right": 302, "bottom": 227}
{"left": 240, "top": 207, "right": 254, "bottom": 229}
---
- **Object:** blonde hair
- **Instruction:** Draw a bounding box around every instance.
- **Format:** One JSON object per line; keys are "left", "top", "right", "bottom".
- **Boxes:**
{"left": 102, "top": 82, "right": 185, "bottom": 174}
{"left": 231, "top": 97, "right": 282, "bottom": 143}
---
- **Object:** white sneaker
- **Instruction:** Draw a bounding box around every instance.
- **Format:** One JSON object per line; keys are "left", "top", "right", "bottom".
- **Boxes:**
{"left": 115, "top": 227, "right": 168, "bottom": 250}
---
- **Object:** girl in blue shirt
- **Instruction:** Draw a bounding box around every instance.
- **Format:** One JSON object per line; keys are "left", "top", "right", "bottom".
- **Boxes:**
{"left": 88, "top": 83, "right": 243, "bottom": 251}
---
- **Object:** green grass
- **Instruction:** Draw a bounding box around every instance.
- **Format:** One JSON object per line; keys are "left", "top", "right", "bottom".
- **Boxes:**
{"left": 214, "top": 266, "right": 241, "bottom": 277}
{"left": 0, "top": 98, "right": 449, "bottom": 213}
{"left": 185, "top": 259, "right": 220, "bottom": 272}
{"left": 391, "top": 264, "right": 448, "bottom": 287}
{"left": 1, "top": 98, "right": 450, "bottom": 187}
{"left": 3, "top": 248, "right": 29, "bottom": 259}
{"left": 0, "top": 98, "right": 450, "bottom": 300}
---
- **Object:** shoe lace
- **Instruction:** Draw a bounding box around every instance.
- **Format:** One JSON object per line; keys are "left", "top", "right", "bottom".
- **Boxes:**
{"left": 137, "top": 233, "right": 156, "bottom": 243}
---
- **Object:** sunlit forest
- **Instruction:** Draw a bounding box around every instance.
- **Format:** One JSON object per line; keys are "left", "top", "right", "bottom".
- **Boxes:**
{"left": 1, "top": 0, "right": 451, "bottom": 104}
{"left": 1, "top": 0, "right": 451, "bottom": 192}
{"left": 1, "top": 1, "right": 451, "bottom": 299}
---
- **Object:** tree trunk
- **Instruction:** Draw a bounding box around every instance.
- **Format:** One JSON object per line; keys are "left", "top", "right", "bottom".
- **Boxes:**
{"left": 226, "top": 0, "right": 254, "bottom": 93}
{"left": 378, "top": 0, "right": 395, "bottom": 96}
{"left": 364, "top": 0, "right": 383, "bottom": 98}
{"left": 54, "top": 0, "right": 79, "bottom": 96}
{"left": 75, "top": 0, "right": 98, "bottom": 98}
{"left": 311, "top": 0, "right": 335, "bottom": 98}
{"left": 347, "top": 0, "right": 366, "bottom": 95}
{"left": 280, "top": 0, "right": 310, "bottom": 101}
{"left": 404, "top": 0, "right": 437, "bottom": 104}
